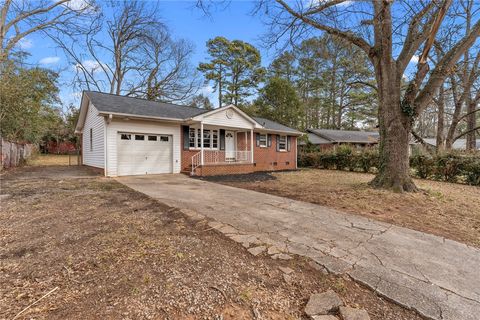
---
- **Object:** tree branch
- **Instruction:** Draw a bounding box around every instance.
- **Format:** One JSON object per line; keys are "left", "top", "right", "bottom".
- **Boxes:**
{"left": 414, "top": 18, "right": 480, "bottom": 113}
{"left": 274, "top": 0, "right": 373, "bottom": 56}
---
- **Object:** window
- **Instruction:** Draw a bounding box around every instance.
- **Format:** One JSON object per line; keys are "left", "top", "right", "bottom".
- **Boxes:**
{"left": 160, "top": 136, "right": 169, "bottom": 142}
{"left": 135, "top": 135, "right": 145, "bottom": 141}
{"left": 120, "top": 134, "right": 131, "bottom": 140}
{"left": 278, "top": 135, "right": 287, "bottom": 151}
{"left": 188, "top": 127, "right": 219, "bottom": 149}
{"left": 259, "top": 134, "right": 267, "bottom": 147}
{"left": 189, "top": 128, "right": 195, "bottom": 148}
{"left": 148, "top": 135, "right": 157, "bottom": 141}
{"left": 212, "top": 130, "right": 218, "bottom": 148}
{"left": 203, "top": 130, "right": 211, "bottom": 148}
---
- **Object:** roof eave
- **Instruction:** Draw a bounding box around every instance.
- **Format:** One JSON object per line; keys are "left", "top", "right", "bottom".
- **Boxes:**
{"left": 97, "top": 111, "right": 185, "bottom": 123}
{"left": 256, "top": 128, "right": 303, "bottom": 136}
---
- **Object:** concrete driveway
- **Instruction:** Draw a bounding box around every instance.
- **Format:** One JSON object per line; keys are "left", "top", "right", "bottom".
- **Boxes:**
{"left": 117, "top": 174, "right": 480, "bottom": 320}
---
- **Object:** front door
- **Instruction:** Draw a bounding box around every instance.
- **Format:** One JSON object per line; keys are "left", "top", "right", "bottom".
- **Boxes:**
{"left": 225, "top": 131, "right": 235, "bottom": 161}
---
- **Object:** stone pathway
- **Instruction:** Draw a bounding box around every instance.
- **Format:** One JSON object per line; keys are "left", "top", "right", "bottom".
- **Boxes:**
{"left": 117, "top": 174, "right": 480, "bottom": 320}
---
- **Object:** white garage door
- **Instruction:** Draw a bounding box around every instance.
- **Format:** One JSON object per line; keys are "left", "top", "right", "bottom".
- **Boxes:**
{"left": 117, "top": 132, "right": 173, "bottom": 176}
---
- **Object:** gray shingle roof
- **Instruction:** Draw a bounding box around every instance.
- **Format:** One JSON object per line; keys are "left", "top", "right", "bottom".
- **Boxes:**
{"left": 253, "top": 117, "right": 301, "bottom": 134}
{"left": 423, "top": 138, "right": 480, "bottom": 150}
{"left": 85, "top": 91, "right": 205, "bottom": 120}
{"left": 84, "top": 91, "right": 301, "bottom": 135}
{"left": 308, "top": 129, "right": 379, "bottom": 144}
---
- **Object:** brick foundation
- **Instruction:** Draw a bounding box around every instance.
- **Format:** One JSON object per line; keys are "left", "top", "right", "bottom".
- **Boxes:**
{"left": 195, "top": 163, "right": 255, "bottom": 176}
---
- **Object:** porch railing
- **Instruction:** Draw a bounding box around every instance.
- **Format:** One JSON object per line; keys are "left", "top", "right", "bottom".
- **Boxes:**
{"left": 191, "top": 150, "right": 252, "bottom": 175}
{"left": 203, "top": 150, "right": 251, "bottom": 164}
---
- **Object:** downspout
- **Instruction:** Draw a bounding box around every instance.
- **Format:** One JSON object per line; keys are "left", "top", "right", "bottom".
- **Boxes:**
{"left": 250, "top": 129, "right": 254, "bottom": 164}
{"left": 200, "top": 121, "right": 204, "bottom": 165}
{"left": 295, "top": 136, "right": 298, "bottom": 169}
{"left": 104, "top": 114, "right": 112, "bottom": 177}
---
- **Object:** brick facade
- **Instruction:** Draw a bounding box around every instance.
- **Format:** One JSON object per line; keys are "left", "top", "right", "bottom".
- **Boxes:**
{"left": 195, "top": 163, "right": 255, "bottom": 176}
{"left": 180, "top": 128, "right": 297, "bottom": 176}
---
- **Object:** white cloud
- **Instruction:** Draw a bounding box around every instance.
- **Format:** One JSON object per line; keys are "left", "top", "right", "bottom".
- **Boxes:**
{"left": 75, "top": 59, "right": 105, "bottom": 73}
{"left": 410, "top": 55, "right": 419, "bottom": 64}
{"left": 337, "top": 0, "right": 353, "bottom": 6}
{"left": 40, "top": 56, "right": 61, "bottom": 65}
{"left": 16, "top": 38, "right": 33, "bottom": 49}
{"left": 306, "top": 0, "right": 353, "bottom": 8}
{"left": 57, "top": 0, "right": 92, "bottom": 11}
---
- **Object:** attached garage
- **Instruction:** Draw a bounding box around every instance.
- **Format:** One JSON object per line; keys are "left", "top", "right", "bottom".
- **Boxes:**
{"left": 117, "top": 132, "right": 173, "bottom": 176}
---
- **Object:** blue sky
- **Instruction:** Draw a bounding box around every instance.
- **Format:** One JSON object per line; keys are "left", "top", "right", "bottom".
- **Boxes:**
{"left": 17, "top": 0, "right": 430, "bottom": 111}
{"left": 21, "top": 1, "right": 274, "bottom": 109}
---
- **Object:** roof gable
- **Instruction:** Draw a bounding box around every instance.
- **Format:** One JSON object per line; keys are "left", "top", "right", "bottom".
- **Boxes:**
{"left": 191, "top": 105, "right": 258, "bottom": 125}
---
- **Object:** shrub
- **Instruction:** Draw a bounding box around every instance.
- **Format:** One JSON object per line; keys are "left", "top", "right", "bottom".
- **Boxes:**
{"left": 319, "top": 152, "right": 337, "bottom": 169}
{"left": 463, "top": 160, "right": 480, "bottom": 186}
{"left": 298, "top": 148, "right": 479, "bottom": 185}
{"left": 298, "top": 152, "right": 317, "bottom": 167}
{"left": 410, "top": 154, "right": 435, "bottom": 179}
{"left": 434, "top": 153, "right": 465, "bottom": 183}
{"left": 335, "top": 145, "right": 353, "bottom": 170}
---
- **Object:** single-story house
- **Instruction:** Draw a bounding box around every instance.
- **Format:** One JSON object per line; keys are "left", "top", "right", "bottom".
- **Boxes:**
{"left": 301, "top": 129, "right": 379, "bottom": 150}
{"left": 421, "top": 138, "right": 480, "bottom": 151}
{"left": 75, "top": 91, "right": 302, "bottom": 177}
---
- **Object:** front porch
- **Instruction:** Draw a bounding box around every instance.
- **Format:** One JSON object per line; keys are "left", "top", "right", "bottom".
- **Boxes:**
{"left": 188, "top": 128, "right": 254, "bottom": 175}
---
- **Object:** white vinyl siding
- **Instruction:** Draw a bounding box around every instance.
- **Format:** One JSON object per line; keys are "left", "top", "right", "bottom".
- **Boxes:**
{"left": 82, "top": 103, "right": 105, "bottom": 168}
{"left": 105, "top": 119, "right": 181, "bottom": 176}
{"left": 200, "top": 108, "right": 254, "bottom": 129}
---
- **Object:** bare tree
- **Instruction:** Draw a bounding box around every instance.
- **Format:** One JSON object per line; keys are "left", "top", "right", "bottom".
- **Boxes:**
{"left": 133, "top": 33, "right": 199, "bottom": 102}
{"left": 259, "top": 0, "right": 480, "bottom": 191}
{"left": 57, "top": 1, "right": 199, "bottom": 103}
{"left": 0, "top": 0, "right": 95, "bottom": 63}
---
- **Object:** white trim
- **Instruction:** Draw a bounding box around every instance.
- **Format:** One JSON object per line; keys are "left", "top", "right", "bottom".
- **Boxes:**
{"left": 295, "top": 136, "right": 298, "bottom": 169}
{"left": 278, "top": 135, "right": 287, "bottom": 151}
{"left": 250, "top": 129, "right": 254, "bottom": 164}
{"left": 104, "top": 118, "right": 108, "bottom": 177}
{"left": 255, "top": 129, "right": 303, "bottom": 136}
{"left": 98, "top": 111, "right": 184, "bottom": 123}
{"left": 200, "top": 122, "right": 204, "bottom": 165}
{"left": 188, "top": 125, "right": 219, "bottom": 150}
{"left": 258, "top": 133, "right": 268, "bottom": 148}
{"left": 190, "top": 104, "right": 258, "bottom": 126}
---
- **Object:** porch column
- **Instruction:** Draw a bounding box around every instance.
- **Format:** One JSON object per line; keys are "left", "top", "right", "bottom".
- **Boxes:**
{"left": 250, "top": 129, "right": 254, "bottom": 163}
{"left": 200, "top": 121, "right": 204, "bottom": 165}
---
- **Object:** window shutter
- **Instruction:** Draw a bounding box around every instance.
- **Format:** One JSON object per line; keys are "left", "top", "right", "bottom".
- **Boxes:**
{"left": 220, "top": 129, "right": 225, "bottom": 150}
{"left": 276, "top": 135, "right": 280, "bottom": 152}
{"left": 182, "top": 126, "right": 189, "bottom": 150}
{"left": 267, "top": 134, "right": 272, "bottom": 147}
{"left": 287, "top": 136, "right": 291, "bottom": 151}
{"left": 256, "top": 133, "right": 260, "bottom": 147}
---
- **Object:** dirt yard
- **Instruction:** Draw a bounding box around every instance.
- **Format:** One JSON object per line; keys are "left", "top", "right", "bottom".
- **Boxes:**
{"left": 0, "top": 166, "right": 421, "bottom": 320}
{"left": 28, "top": 154, "right": 80, "bottom": 166}
{"left": 206, "top": 169, "right": 480, "bottom": 248}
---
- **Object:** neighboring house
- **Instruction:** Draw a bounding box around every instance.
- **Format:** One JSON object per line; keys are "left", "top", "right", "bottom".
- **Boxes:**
{"left": 421, "top": 138, "right": 480, "bottom": 151}
{"left": 75, "top": 91, "right": 302, "bottom": 177}
{"left": 301, "top": 129, "right": 380, "bottom": 150}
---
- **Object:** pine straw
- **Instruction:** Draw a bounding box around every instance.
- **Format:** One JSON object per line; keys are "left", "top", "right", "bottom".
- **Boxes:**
{"left": 0, "top": 167, "right": 422, "bottom": 320}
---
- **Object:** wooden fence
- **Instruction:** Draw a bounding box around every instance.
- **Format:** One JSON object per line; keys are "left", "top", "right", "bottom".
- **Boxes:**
{"left": 1, "top": 138, "right": 36, "bottom": 170}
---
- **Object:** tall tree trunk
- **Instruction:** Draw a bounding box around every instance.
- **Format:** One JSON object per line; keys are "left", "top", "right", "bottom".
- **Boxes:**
{"left": 465, "top": 99, "right": 477, "bottom": 150}
{"left": 436, "top": 84, "right": 445, "bottom": 152}
{"left": 218, "top": 67, "right": 223, "bottom": 108}
{"left": 370, "top": 61, "right": 417, "bottom": 192}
